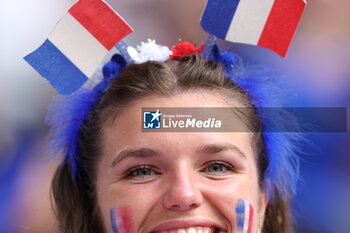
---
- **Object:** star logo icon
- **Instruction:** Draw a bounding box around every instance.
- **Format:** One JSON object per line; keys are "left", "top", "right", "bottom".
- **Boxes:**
{"left": 150, "top": 109, "right": 162, "bottom": 122}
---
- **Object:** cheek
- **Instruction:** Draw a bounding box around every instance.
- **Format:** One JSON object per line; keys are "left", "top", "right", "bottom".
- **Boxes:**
{"left": 97, "top": 181, "right": 162, "bottom": 233}
{"left": 108, "top": 183, "right": 161, "bottom": 210}
{"left": 199, "top": 170, "right": 260, "bottom": 231}
{"left": 202, "top": 177, "right": 255, "bottom": 211}
{"left": 110, "top": 206, "right": 137, "bottom": 233}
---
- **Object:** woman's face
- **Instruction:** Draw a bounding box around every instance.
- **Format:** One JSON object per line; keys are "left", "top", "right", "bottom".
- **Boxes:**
{"left": 96, "top": 92, "right": 268, "bottom": 233}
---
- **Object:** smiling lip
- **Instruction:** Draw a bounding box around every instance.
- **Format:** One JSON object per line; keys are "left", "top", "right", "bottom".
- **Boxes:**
{"left": 146, "top": 218, "right": 226, "bottom": 233}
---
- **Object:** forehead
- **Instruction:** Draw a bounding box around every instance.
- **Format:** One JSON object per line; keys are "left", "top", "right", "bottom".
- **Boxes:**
{"left": 102, "top": 92, "right": 255, "bottom": 161}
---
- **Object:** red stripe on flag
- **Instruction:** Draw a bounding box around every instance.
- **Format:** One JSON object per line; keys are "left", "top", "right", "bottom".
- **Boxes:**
{"left": 115, "top": 206, "right": 136, "bottom": 233}
{"left": 247, "top": 203, "right": 254, "bottom": 233}
{"left": 257, "top": 0, "right": 306, "bottom": 57}
{"left": 68, "top": 0, "right": 133, "bottom": 50}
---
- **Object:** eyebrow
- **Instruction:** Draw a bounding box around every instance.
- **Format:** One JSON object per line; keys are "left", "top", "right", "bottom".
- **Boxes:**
{"left": 111, "top": 148, "right": 159, "bottom": 167}
{"left": 197, "top": 144, "right": 247, "bottom": 159}
{"left": 111, "top": 143, "right": 247, "bottom": 167}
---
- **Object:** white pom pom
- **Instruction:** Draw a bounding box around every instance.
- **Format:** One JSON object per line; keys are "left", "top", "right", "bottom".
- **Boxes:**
{"left": 127, "top": 39, "right": 172, "bottom": 64}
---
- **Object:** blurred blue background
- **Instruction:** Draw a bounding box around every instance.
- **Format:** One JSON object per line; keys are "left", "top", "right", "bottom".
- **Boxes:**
{"left": 0, "top": 0, "right": 349, "bottom": 232}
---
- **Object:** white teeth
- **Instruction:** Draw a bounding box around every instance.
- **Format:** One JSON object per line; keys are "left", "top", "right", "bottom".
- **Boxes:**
{"left": 155, "top": 227, "right": 221, "bottom": 233}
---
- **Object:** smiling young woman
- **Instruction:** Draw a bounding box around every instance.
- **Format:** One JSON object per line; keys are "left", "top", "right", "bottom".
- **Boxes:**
{"left": 51, "top": 55, "right": 295, "bottom": 233}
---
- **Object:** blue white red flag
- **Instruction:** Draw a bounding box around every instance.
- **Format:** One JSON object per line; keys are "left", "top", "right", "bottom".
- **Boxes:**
{"left": 200, "top": 0, "right": 306, "bottom": 57}
{"left": 235, "top": 199, "right": 254, "bottom": 233}
{"left": 24, "top": 0, "right": 133, "bottom": 95}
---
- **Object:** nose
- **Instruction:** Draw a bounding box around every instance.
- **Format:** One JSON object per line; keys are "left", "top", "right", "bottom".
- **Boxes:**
{"left": 162, "top": 165, "right": 203, "bottom": 211}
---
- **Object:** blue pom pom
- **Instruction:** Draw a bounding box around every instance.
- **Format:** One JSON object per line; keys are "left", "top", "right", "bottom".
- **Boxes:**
{"left": 217, "top": 51, "right": 236, "bottom": 71}
{"left": 209, "top": 45, "right": 236, "bottom": 72}
{"left": 102, "top": 61, "right": 121, "bottom": 80}
{"left": 111, "top": 54, "right": 127, "bottom": 69}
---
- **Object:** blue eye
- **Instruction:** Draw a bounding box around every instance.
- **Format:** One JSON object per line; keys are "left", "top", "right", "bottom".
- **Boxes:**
{"left": 205, "top": 161, "right": 234, "bottom": 174}
{"left": 125, "top": 165, "right": 158, "bottom": 178}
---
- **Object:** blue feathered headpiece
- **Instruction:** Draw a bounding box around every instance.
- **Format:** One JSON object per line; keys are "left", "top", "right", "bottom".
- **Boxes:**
{"left": 46, "top": 41, "right": 302, "bottom": 203}
{"left": 208, "top": 45, "right": 302, "bottom": 202}
{"left": 46, "top": 54, "right": 126, "bottom": 179}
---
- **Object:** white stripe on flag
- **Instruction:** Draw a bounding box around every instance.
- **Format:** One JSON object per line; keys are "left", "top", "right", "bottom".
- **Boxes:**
{"left": 243, "top": 200, "right": 250, "bottom": 233}
{"left": 225, "top": 0, "right": 275, "bottom": 44}
{"left": 48, "top": 13, "right": 109, "bottom": 78}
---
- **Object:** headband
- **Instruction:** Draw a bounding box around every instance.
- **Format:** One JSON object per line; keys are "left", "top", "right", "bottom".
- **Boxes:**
{"left": 24, "top": 0, "right": 306, "bottom": 203}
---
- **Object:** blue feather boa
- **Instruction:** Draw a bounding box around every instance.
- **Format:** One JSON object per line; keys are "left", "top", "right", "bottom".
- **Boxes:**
{"left": 46, "top": 55, "right": 125, "bottom": 179}
{"left": 209, "top": 45, "right": 302, "bottom": 202}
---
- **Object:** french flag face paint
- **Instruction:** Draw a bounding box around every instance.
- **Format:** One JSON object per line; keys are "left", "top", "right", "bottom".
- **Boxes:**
{"left": 200, "top": 0, "right": 306, "bottom": 57}
{"left": 235, "top": 199, "right": 254, "bottom": 233}
{"left": 110, "top": 207, "right": 136, "bottom": 233}
{"left": 24, "top": 0, "right": 133, "bottom": 95}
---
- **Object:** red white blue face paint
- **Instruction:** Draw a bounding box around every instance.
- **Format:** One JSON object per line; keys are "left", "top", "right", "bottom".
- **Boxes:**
{"left": 110, "top": 207, "right": 136, "bottom": 233}
{"left": 235, "top": 199, "right": 254, "bottom": 233}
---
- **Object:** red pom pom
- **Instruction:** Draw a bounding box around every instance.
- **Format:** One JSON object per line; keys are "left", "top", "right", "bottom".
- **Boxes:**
{"left": 170, "top": 41, "right": 197, "bottom": 59}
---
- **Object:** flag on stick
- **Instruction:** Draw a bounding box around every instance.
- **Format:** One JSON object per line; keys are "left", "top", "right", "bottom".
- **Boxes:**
{"left": 200, "top": 0, "right": 306, "bottom": 57}
{"left": 24, "top": 0, "right": 133, "bottom": 95}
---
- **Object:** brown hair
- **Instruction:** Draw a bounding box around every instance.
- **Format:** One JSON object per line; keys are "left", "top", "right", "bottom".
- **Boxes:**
{"left": 51, "top": 55, "right": 294, "bottom": 233}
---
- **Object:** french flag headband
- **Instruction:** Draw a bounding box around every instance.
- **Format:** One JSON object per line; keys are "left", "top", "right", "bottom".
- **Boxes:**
{"left": 25, "top": 0, "right": 306, "bottom": 203}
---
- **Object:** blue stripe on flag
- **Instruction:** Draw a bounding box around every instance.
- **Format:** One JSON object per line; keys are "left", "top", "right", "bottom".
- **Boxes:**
{"left": 235, "top": 199, "right": 245, "bottom": 231}
{"left": 24, "top": 39, "right": 88, "bottom": 95}
{"left": 110, "top": 208, "right": 119, "bottom": 233}
{"left": 200, "top": 0, "right": 240, "bottom": 39}
{"left": 235, "top": 199, "right": 245, "bottom": 214}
